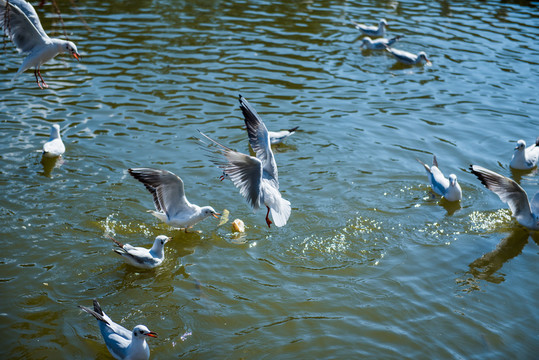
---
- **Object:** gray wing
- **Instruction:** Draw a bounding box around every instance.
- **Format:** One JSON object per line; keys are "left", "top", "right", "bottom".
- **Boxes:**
{"left": 198, "top": 131, "right": 263, "bottom": 210}
{"left": 386, "top": 47, "right": 416, "bottom": 64}
{"left": 238, "top": 95, "right": 279, "bottom": 187}
{"left": 128, "top": 168, "right": 191, "bottom": 219}
{"left": 0, "top": 0, "right": 49, "bottom": 53}
{"left": 470, "top": 165, "right": 532, "bottom": 220}
{"left": 114, "top": 245, "right": 153, "bottom": 265}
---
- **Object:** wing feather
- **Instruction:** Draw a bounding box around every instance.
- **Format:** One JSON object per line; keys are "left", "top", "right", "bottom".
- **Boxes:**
{"left": 238, "top": 95, "right": 279, "bottom": 187}
{"left": 128, "top": 168, "right": 191, "bottom": 220}
{"left": 470, "top": 165, "right": 532, "bottom": 221}
{"left": 0, "top": 0, "right": 49, "bottom": 53}
{"left": 198, "top": 131, "right": 263, "bottom": 210}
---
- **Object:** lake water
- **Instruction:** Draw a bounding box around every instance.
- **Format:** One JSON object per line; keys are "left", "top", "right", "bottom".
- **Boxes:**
{"left": 1, "top": 0, "right": 538, "bottom": 358}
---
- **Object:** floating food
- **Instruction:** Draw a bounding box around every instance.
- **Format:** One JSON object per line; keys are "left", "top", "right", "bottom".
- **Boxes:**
{"left": 232, "top": 219, "right": 245, "bottom": 233}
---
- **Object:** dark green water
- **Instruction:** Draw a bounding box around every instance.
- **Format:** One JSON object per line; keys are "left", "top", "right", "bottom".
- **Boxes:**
{"left": 1, "top": 0, "right": 538, "bottom": 358}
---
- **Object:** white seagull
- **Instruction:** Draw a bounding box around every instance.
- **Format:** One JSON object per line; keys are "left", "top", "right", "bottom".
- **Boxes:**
{"left": 351, "top": 19, "right": 387, "bottom": 37}
{"left": 360, "top": 35, "right": 402, "bottom": 50}
{"left": 509, "top": 137, "right": 539, "bottom": 170}
{"left": 42, "top": 124, "right": 65, "bottom": 157}
{"left": 417, "top": 155, "right": 462, "bottom": 202}
{"left": 111, "top": 235, "right": 171, "bottom": 269}
{"left": 199, "top": 95, "right": 291, "bottom": 228}
{"left": 386, "top": 47, "right": 431, "bottom": 66}
{"left": 128, "top": 168, "right": 220, "bottom": 230}
{"left": 0, "top": 0, "right": 80, "bottom": 88}
{"left": 268, "top": 126, "right": 299, "bottom": 145}
{"left": 78, "top": 299, "right": 157, "bottom": 360}
{"left": 470, "top": 165, "right": 539, "bottom": 230}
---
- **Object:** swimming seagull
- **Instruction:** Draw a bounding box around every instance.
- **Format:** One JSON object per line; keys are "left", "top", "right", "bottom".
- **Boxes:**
{"left": 42, "top": 124, "right": 65, "bottom": 157}
{"left": 78, "top": 299, "right": 157, "bottom": 360}
{"left": 470, "top": 165, "right": 539, "bottom": 230}
{"left": 417, "top": 155, "right": 462, "bottom": 202}
{"left": 360, "top": 35, "right": 402, "bottom": 50}
{"left": 111, "top": 235, "right": 171, "bottom": 269}
{"left": 351, "top": 19, "right": 387, "bottom": 37}
{"left": 268, "top": 126, "right": 299, "bottom": 145}
{"left": 199, "top": 95, "right": 291, "bottom": 228}
{"left": 128, "top": 168, "right": 220, "bottom": 231}
{"left": 509, "top": 137, "right": 539, "bottom": 170}
{"left": 386, "top": 47, "right": 431, "bottom": 66}
{"left": 0, "top": 0, "right": 80, "bottom": 88}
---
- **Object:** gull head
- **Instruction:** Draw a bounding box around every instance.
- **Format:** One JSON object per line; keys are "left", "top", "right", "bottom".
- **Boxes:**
{"left": 155, "top": 235, "right": 171, "bottom": 247}
{"left": 418, "top": 52, "right": 432, "bottom": 66}
{"left": 448, "top": 174, "right": 458, "bottom": 187}
{"left": 360, "top": 37, "right": 372, "bottom": 48}
{"left": 380, "top": 19, "right": 388, "bottom": 27}
{"left": 515, "top": 139, "right": 526, "bottom": 151}
{"left": 50, "top": 124, "right": 61, "bottom": 139}
{"left": 63, "top": 41, "right": 81, "bottom": 61}
{"left": 202, "top": 206, "right": 221, "bottom": 219}
{"left": 132, "top": 325, "right": 158, "bottom": 339}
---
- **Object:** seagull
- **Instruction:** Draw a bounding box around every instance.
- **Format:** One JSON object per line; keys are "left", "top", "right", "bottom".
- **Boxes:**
{"left": 78, "top": 299, "right": 157, "bottom": 360}
{"left": 470, "top": 165, "right": 539, "bottom": 230}
{"left": 386, "top": 47, "right": 431, "bottom": 66}
{"left": 42, "top": 124, "right": 65, "bottom": 157}
{"left": 351, "top": 19, "right": 387, "bottom": 37}
{"left": 111, "top": 235, "right": 171, "bottom": 269}
{"left": 268, "top": 126, "right": 299, "bottom": 145}
{"left": 0, "top": 0, "right": 80, "bottom": 88}
{"left": 128, "top": 168, "right": 220, "bottom": 230}
{"left": 417, "top": 155, "right": 462, "bottom": 202}
{"left": 199, "top": 95, "right": 291, "bottom": 228}
{"left": 509, "top": 137, "right": 539, "bottom": 170}
{"left": 360, "top": 35, "right": 402, "bottom": 50}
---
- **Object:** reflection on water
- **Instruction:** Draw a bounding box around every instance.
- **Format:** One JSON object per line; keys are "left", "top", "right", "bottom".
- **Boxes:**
{"left": 40, "top": 155, "right": 64, "bottom": 178}
{"left": 467, "top": 228, "right": 529, "bottom": 285}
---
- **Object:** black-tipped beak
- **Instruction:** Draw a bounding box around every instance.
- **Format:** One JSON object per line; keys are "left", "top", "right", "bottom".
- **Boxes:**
{"left": 212, "top": 213, "right": 221, "bottom": 219}
{"left": 72, "top": 52, "right": 81, "bottom": 61}
{"left": 145, "top": 331, "right": 158, "bottom": 338}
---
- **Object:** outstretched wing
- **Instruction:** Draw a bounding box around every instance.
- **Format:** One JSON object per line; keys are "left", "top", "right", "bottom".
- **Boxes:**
{"left": 0, "top": 0, "right": 49, "bottom": 53}
{"left": 198, "top": 131, "right": 263, "bottom": 210}
{"left": 470, "top": 165, "right": 533, "bottom": 222}
{"left": 238, "top": 95, "right": 279, "bottom": 187}
{"left": 128, "top": 168, "right": 191, "bottom": 219}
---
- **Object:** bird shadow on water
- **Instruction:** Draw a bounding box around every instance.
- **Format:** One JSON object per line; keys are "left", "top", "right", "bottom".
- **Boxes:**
{"left": 456, "top": 227, "right": 531, "bottom": 292}
{"left": 38, "top": 155, "right": 64, "bottom": 178}
{"left": 510, "top": 167, "right": 537, "bottom": 184}
{"left": 439, "top": 198, "right": 462, "bottom": 216}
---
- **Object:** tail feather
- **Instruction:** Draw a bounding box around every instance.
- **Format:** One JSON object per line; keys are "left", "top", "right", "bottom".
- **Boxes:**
{"left": 416, "top": 158, "right": 431, "bottom": 173}
{"left": 78, "top": 299, "right": 109, "bottom": 325}
{"left": 113, "top": 248, "right": 126, "bottom": 256}
{"left": 288, "top": 126, "right": 299, "bottom": 133}
{"left": 270, "top": 198, "right": 291, "bottom": 227}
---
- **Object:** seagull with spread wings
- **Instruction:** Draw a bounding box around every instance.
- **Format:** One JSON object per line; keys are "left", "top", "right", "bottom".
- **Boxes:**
{"left": 128, "top": 168, "right": 220, "bottom": 231}
{"left": 0, "top": 0, "right": 80, "bottom": 88}
{"left": 199, "top": 95, "right": 291, "bottom": 228}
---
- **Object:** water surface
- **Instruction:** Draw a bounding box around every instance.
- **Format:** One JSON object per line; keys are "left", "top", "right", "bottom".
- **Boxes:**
{"left": 1, "top": 0, "right": 538, "bottom": 358}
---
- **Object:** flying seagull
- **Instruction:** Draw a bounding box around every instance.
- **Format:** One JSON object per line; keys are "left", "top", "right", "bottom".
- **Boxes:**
{"left": 0, "top": 0, "right": 80, "bottom": 88}
{"left": 128, "top": 168, "right": 220, "bottom": 230}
